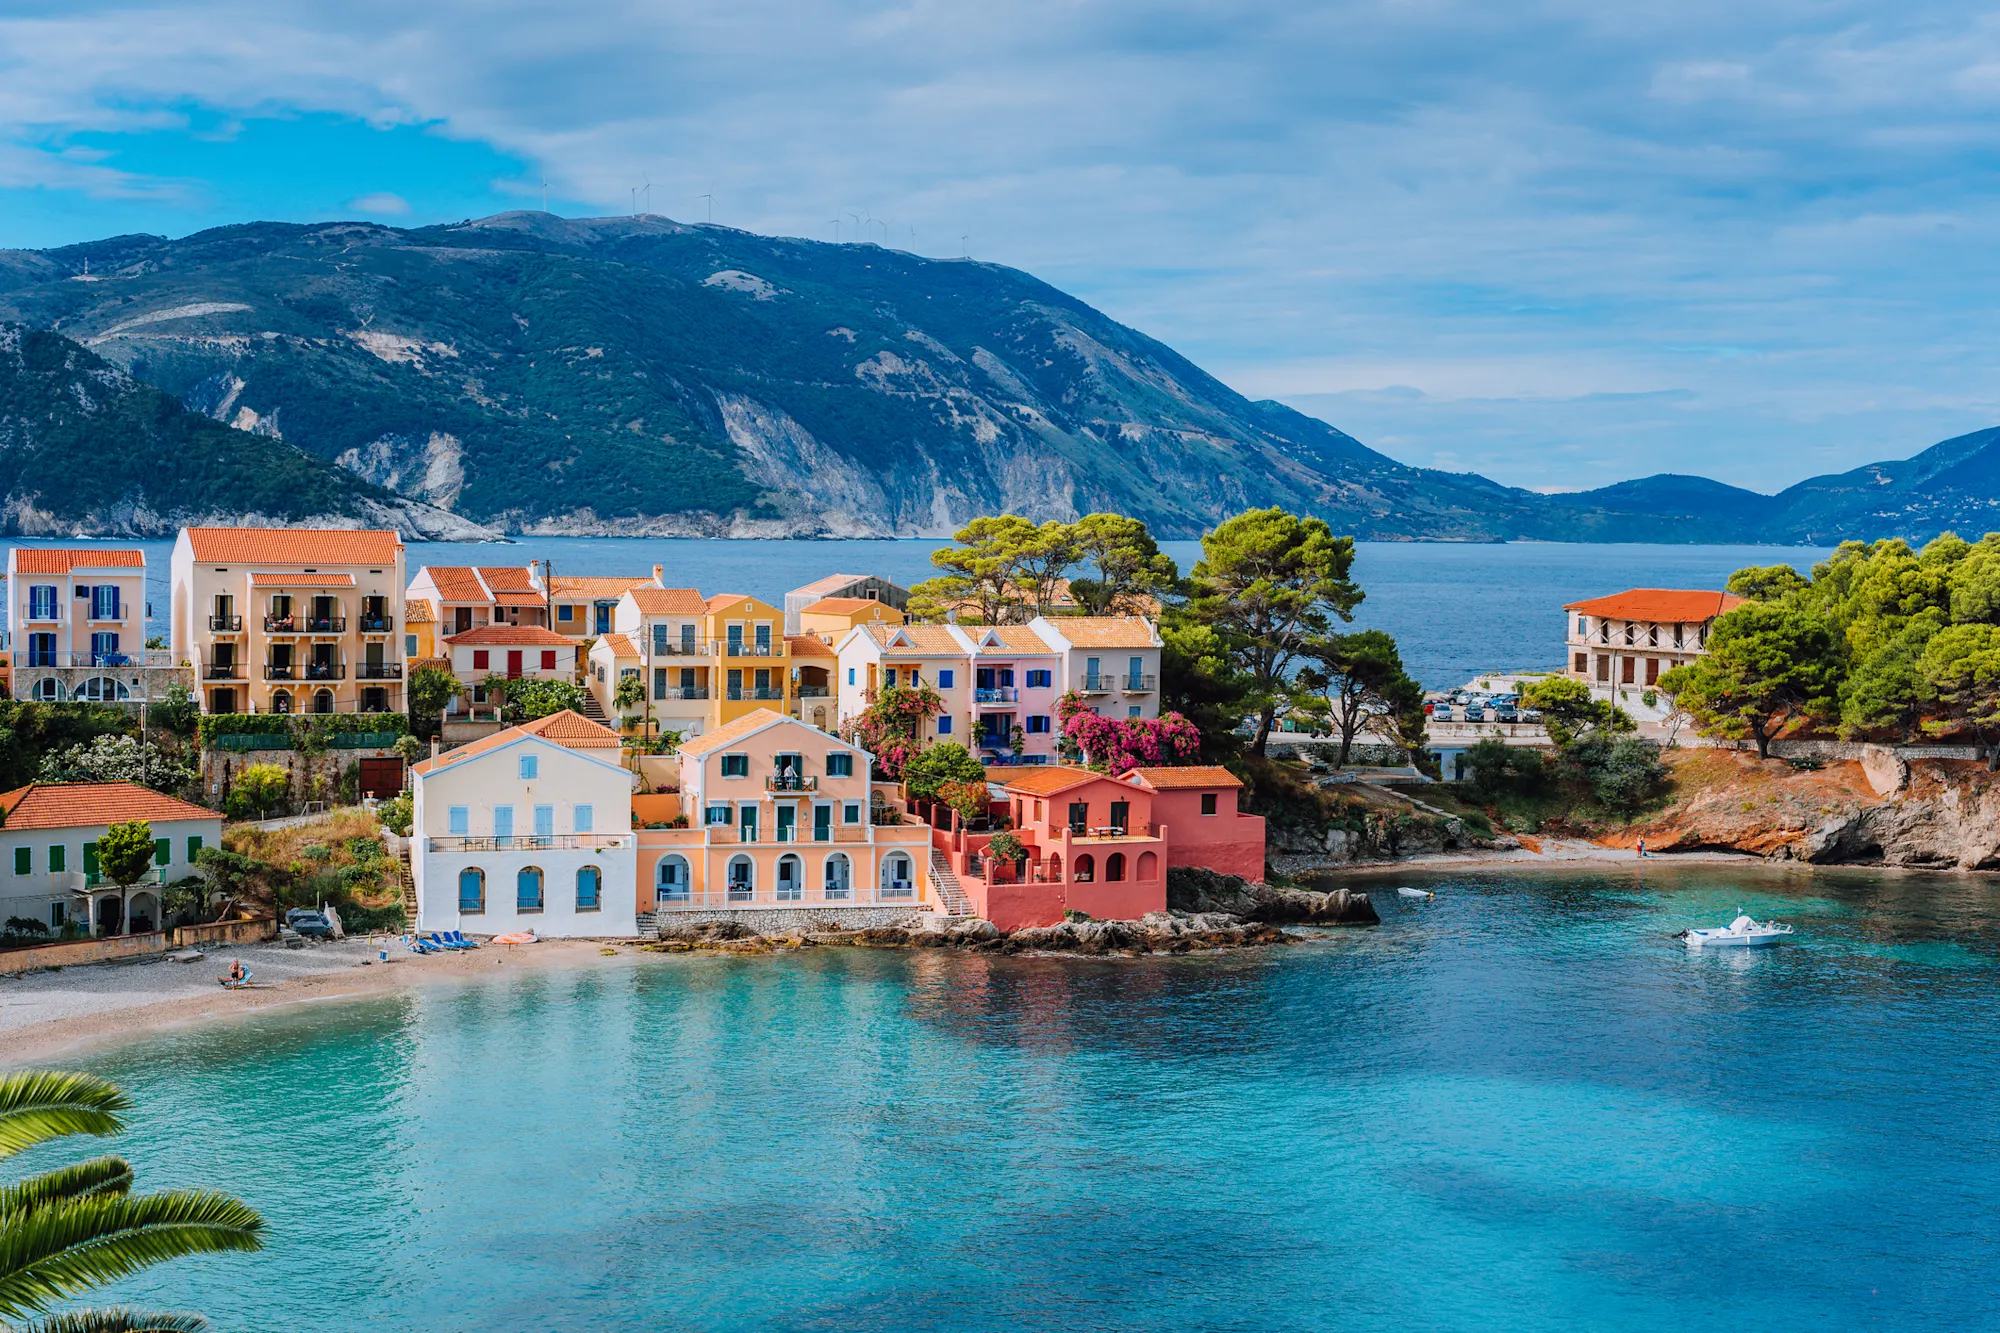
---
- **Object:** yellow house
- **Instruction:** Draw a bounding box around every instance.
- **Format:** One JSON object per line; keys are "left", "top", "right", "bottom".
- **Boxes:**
{"left": 588, "top": 586, "right": 792, "bottom": 739}
{"left": 797, "top": 596, "right": 904, "bottom": 641}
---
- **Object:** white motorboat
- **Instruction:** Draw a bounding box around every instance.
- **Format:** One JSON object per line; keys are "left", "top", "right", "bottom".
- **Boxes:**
{"left": 1679, "top": 913, "right": 1794, "bottom": 949}
{"left": 1396, "top": 887, "right": 1434, "bottom": 901}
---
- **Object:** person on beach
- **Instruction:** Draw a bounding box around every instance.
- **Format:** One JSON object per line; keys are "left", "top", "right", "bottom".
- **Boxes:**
{"left": 1636, "top": 838, "right": 1647, "bottom": 859}
{"left": 227, "top": 959, "right": 245, "bottom": 988}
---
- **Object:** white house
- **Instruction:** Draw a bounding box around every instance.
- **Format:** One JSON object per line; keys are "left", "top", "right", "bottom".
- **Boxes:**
{"left": 409, "top": 710, "right": 637, "bottom": 937}
{"left": 0, "top": 782, "right": 221, "bottom": 938}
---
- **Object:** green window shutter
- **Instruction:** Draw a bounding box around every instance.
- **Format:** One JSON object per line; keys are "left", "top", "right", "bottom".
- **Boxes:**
{"left": 49, "top": 845, "right": 65, "bottom": 873}
{"left": 83, "top": 842, "right": 98, "bottom": 875}
{"left": 187, "top": 835, "right": 204, "bottom": 861}
{"left": 13, "top": 846, "right": 29, "bottom": 875}
{"left": 153, "top": 838, "right": 170, "bottom": 867}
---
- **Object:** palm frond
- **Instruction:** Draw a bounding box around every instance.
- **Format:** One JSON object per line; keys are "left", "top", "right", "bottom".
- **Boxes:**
{"left": 0, "top": 1190, "right": 263, "bottom": 1320}
{"left": 0, "top": 1074, "right": 129, "bottom": 1158}
{"left": 0, "top": 1158, "right": 134, "bottom": 1218}
{"left": 21, "top": 1307, "right": 209, "bottom": 1333}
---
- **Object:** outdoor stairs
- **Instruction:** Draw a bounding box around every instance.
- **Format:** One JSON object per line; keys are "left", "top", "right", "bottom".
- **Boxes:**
{"left": 634, "top": 909, "right": 659, "bottom": 938}
{"left": 397, "top": 850, "right": 417, "bottom": 919}
{"left": 579, "top": 692, "right": 610, "bottom": 724}
{"left": 929, "top": 849, "right": 974, "bottom": 918}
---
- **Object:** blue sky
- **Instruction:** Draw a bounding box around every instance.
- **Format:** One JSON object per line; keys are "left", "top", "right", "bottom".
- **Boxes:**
{"left": 3, "top": 0, "right": 1997, "bottom": 495}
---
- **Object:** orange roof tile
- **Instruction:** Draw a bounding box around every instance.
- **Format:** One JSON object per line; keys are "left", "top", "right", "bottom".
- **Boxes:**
{"left": 412, "top": 710, "right": 622, "bottom": 775}
{"left": 676, "top": 708, "right": 795, "bottom": 757}
{"left": 998, "top": 766, "right": 1104, "bottom": 796}
{"left": 597, "top": 632, "right": 638, "bottom": 657}
{"left": 630, "top": 586, "right": 709, "bottom": 616}
{"left": 801, "top": 596, "right": 880, "bottom": 614}
{"left": 548, "top": 575, "right": 653, "bottom": 598}
{"left": 443, "top": 625, "right": 574, "bottom": 647}
{"left": 964, "top": 625, "right": 1056, "bottom": 655}
{"left": 416, "top": 566, "right": 490, "bottom": 603}
{"left": 249, "top": 572, "right": 355, "bottom": 587}
{"left": 12, "top": 549, "right": 146, "bottom": 574}
{"left": 405, "top": 602, "right": 434, "bottom": 624}
{"left": 1039, "top": 616, "right": 1159, "bottom": 649}
{"left": 476, "top": 565, "right": 538, "bottom": 593}
{"left": 863, "top": 623, "right": 964, "bottom": 655}
{"left": 786, "top": 634, "right": 836, "bottom": 658}
{"left": 0, "top": 782, "right": 218, "bottom": 831}
{"left": 184, "top": 527, "right": 401, "bottom": 565}
{"left": 1563, "top": 589, "right": 1743, "bottom": 622}
{"left": 1123, "top": 765, "right": 1242, "bottom": 791}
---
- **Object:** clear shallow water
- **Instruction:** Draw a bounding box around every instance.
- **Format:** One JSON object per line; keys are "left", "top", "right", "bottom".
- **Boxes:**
{"left": 13, "top": 537, "right": 1827, "bottom": 689}
{"left": 23, "top": 863, "right": 1998, "bottom": 1332}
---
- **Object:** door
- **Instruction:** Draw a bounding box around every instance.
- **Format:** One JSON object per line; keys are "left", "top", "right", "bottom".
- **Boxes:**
{"left": 357, "top": 758, "right": 403, "bottom": 799}
{"left": 456, "top": 607, "right": 474, "bottom": 634}
{"left": 813, "top": 804, "right": 832, "bottom": 842}
{"left": 365, "top": 641, "right": 384, "bottom": 675}
{"left": 1109, "top": 800, "right": 1130, "bottom": 835}
{"left": 507, "top": 650, "right": 523, "bottom": 677}
{"left": 1068, "top": 802, "right": 1089, "bottom": 835}
{"left": 739, "top": 806, "right": 758, "bottom": 843}
{"left": 776, "top": 805, "right": 796, "bottom": 843}
{"left": 977, "top": 668, "right": 995, "bottom": 691}
{"left": 595, "top": 603, "right": 612, "bottom": 634}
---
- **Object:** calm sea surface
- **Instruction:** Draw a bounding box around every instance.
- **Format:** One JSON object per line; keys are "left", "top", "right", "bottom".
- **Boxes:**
{"left": 21, "top": 863, "right": 1997, "bottom": 1332}
{"left": 15, "top": 537, "right": 1831, "bottom": 690}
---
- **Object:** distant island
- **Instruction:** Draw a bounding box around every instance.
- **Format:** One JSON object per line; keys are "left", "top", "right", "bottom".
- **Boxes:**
{"left": 1, "top": 210, "right": 1996, "bottom": 543}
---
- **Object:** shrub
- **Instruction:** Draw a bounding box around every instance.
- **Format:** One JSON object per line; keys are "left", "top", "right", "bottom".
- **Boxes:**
{"left": 227, "top": 762, "right": 291, "bottom": 819}
{"left": 377, "top": 791, "right": 413, "bottom": 836}
{"left": 986, "top": 831, "right": 1026, "bottom": 862}
{"left": 98, "top": 820, "right": 156, "bottom": 888}
{"left": 903, "top": 742, "right": 988, "bottom": 801}
{"left": 341, "top": 902, "right": 407, "bottom": 933}
{"left": 1561, "top": 733, "right": 1670, "bottom": 814}
{"left": 937, "top": 778, "right": 991, "bottom": 824}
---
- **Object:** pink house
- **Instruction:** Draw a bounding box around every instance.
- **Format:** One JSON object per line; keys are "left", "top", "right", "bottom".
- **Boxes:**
{"left": 1118, "top": 766, "right": 1266, "bottom": 881}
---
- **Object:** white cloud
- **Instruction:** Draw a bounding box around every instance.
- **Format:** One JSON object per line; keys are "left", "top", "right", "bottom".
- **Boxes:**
{"left": 346, "top": 191, "right": 408, "bottom": 214}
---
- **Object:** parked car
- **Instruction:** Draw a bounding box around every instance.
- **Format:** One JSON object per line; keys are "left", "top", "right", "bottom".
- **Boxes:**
{"left": 1432, "top": 705, "right": 1455, "bottom": 722}
{"left": 1462, "top": 704, "right": 1486, "bottom": 722}
{"left": 1492, "top": 705, "right": 1520, "bottom": 723}
{"left": 1522, "top": 708, "right": 1545, "bottom": 723}
{"left": 285, "top": 909, "right": 334, "bottom": 939}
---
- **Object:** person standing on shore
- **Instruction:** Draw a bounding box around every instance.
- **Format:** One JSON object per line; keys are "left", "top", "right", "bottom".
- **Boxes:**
{"left": 1636, "top": 838, "right": 1647, "bottom": 859}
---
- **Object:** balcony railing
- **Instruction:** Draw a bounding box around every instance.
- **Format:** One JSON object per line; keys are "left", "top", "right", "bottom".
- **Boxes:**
{"left": 263, "top": 616, "right": 299, "bottom": 633}
{"left": 655, "top": 686, "right": 709, "bottom": 701}
{"left": 766, "top": 775, "right": 819, "bottom": 792}
{"left": 357, "top": 662, "right": 403, "bottom": 680}
{"left": 18, "top": 650, "right": 177, "bottom": 669}
{"left": 1122, "top": 673, "right": 1157, "bottom": 692}
{"left": 1078, "top": 675, "right": 1113, "bottom": 693}
{"left": 357, "top": 614, "right": 393, "bottom": 632}
{"left": 726, "top": 686, "right": 785, "bottom": 700}
{"left": 656, "top": 879, "right": 920, "bottom": 910}
{"left": 723, "top": 642, "right": 777, "bottom": 657}
{"left": 975, "top": 687, "right": 1018, "bottom": 703}
{"left": 651, "top": 639, "right": 716, "bottom": 657}
{"left": 794, "top": 684, "right": 831, "bottom": 698}
{"left": 428, "top": 834, "right": 636, "bottom": 852}
{"left": 204, "top": 664, "right": 244, "bottom": 680}
{"left": 54, "top": 869, "right": 167, "bottom": 893}
{"left": 209, "top": 614, "right": 243, "bottom": 632}
{"left": 302, "top": 617, "right": 347, "bottom": 633}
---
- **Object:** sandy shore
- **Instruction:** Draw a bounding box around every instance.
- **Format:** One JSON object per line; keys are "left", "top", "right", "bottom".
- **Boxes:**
{"left": 0, "top": 935, "right": 639, "bottom": 1065}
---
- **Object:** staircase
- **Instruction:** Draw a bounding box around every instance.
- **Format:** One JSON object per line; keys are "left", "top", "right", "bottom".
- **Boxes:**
{"left": 634, "top": 909, "right": 658, "bottom": 938}
{"left": 397, "top": 851, "right": 418, "bottom": 921}
{"left": 579, "top": 691, "right": 610, "bottom": 724}
{"left": 929, "top": 849, "right": 974, "bottom": 918}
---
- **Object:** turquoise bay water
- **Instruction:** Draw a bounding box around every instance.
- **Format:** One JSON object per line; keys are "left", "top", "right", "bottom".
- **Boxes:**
{"left": 23, "top": 536, "right": 1827, "bottom": 689}
{"left": 27, "top": 864, "right": 1998, "bottom": 1331}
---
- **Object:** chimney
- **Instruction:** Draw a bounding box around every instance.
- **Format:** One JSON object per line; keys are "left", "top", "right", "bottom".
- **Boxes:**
{"left": 653, "top": 564, "right": 665, "bottom": 586}
{"left": 430, "top": 737, "right": 440, "bottom": 763}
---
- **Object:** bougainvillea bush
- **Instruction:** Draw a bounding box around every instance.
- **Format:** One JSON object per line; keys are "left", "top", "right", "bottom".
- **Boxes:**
{"left": 839, "top": 683, "right": 946, "bottom": 779}
{"left": 1055, "top": 692, "right": 1203, "bottom": 775}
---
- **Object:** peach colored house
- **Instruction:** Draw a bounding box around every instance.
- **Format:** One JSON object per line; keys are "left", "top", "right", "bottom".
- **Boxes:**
{"left": 833, "top": 623, "right": 973, "bottom": 746}
{"left": 635, "top": 709, "right": 934, "bottom": 915}
{"left": 1118, "top": 766, "right": 1266, "bottom": 881}
{"left": 7, "top": 548, "right": 181, "bottom": 706}
{"left": 787, "top": 634, "right": 836, "bottom": 731}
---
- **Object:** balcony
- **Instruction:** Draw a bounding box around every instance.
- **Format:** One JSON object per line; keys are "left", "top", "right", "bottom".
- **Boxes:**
{"left": 204, "top": 664, "right": 244, "bottom": 680}
{"left": 658, "top": 686, "right": 709, "bottom": 700}
{"left": 263, "top": 616, "right": 299, "bottom": 633}
{"left": 428, "top": 834, "right": 636, "bottom": 852}
{"left": 1122, "top": 673, "right": 1157, "bottom": 693}
{"left": 726, "top": 686, "right": 785, "bottom": 700}
{"left": 302, "top": 616, "right": 347, "bottom": 634}
{"left": 1078, "top": 675, "right": 1113, "bottom": 693}
{"left": 795, "top": 684, "right": 831, "bottom": 698}
{"left": 652, "top": 638, "right": 716, "bottom": 657}
{"left": 723, "top": 642, "right": 777, "bottom": 658}
{"left": 975, "top": 687, "right": 1018, "bottom": 703}
{"left": 766, "top": 775, "right": 819, "bottom": 792}
{"left": 209, "top": 614, "right": 243, "bottom": 632}
{"left": 357, "top": 662, "right": 403, "bottom": 680}
{"left": 357, "top": 614, "right": 393, "bottom": 633}
{"left": 21, "top": 650, "right": 177, "bottom": 669}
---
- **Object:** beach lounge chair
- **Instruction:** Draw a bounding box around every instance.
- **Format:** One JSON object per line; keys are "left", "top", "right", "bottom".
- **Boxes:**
{"left": 452, "top": 930, "right": 479, "bottom": 948}
{"left": 429, "top": 932, "right": 467, "bottom": 951}
{"left": 217, "top": 970, "right": 253, "bottom": 989}
{"left": 403, "top": 934, "right": 438, "bottom": 955}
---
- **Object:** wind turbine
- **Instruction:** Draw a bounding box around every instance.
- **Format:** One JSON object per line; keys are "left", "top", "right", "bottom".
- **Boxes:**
{"left": 699, "top": 191, "right": 714, "bottom": 224}
{"left": 961, "top": 233, "right": 970, "bottom": 258}
{"left": 642, "top": 174, "right": 653, "bottom": 214}
{"left": 847, "top": 212, "right": 860, "bottom": 243}
{"left": 540, "top": 177, "right": 550, "bottom": 212}
{"left": 830, "top": 217, "right": 841, "bottom": 243}
{"left": 631, "top": 186, "right": 638, "bottom": 217}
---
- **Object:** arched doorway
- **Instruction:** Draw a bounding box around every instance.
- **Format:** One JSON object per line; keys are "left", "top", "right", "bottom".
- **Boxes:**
{"left": 127, "top": 892, "right": 160, "bottom": 934}
{"left": 312, "top": 689, "right": 335, "bottom": 714}
{"left": 823, "top": 852, "right": 851, "bottom": 900}
{"left": 516, "top": 866, "right": 544, "bottom": 912}
{"left": 458, "top": 868, "right": 485, "bottom": 913}
{"left": 726, "top": 855, "right": 755, "bottom": 901}
{"left": 881, "top": 852, "right": 913, "bottom": 898}
{"left": 31, "top": 679, "right": 61, "bottom": 702}
{"left": 1137, "top": 851, "right": 1158, "bottom": 880}
{"left": 776, "top": 854, "right": 803, "bottom": 902}
{"left": 76, "top": 676, "right": 129, "bottom": 702}
{"left": 96, "top": 895, "right": 122, "bottom": 935}
{"left": 271, "top": 690, "right": 293, "bottom": 714}
{"left": 576, "top": 865, "right": 601, "bottom": 911}
{"left": 1074, "top": 853, "right": 1096, "bottom": 883}
{"left": 656, "top": 855, "right": 690, "bottom": 904}
{"left": 1106, "top": 852, "right": 1126, "bottom": 883}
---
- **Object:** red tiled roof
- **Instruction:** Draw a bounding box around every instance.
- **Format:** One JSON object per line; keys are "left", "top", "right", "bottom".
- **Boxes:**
{"left": 443, "top": 625, "right": 574, "bottom": 647}
{"left": 0, "top": 782, "right": 218, "bottom": 830}
{"left": 249, "top": 572, "right": 355, "bottom": 587}
{"left": 1038, "top": 616, "right": 1159, "bottom": 649}
{"left": 597, "top": 632, "right": 638, "bottom": 657}
{"left": 184, "top": 528, "right": 401, "bottom": 565}
{"left": 786, "top": 634, "right": 836, "bottom": 657}
{"left": 548, "top": 575, "right": 653, "bottom": 598}
{"left": 863, "top": 623, "right": 963, "bottom": 655}
{"left": 415, "top": 566, "right": 490, "bottom": 603}
{"left": 1124, "top": 765, "right": 1242, "bottom": 790}
{"left": 412, "top": 709, "right": 622, "bottom": 775}
{"left": 12, "top": 549, "right": 146, "bottom": 574}
{"left": 677, "top": 708, "right": 794, "bottom": 757}
{"left": 630, "top": 586, "right": 709, "bottom": 616}
{"left": 801, "top": 596, "right": 880, "bottom": 614}
{"left": 476, "top": 565, "right": 538, "bottom": 593}
{"left": 1563, "top": 589, "right": 1744, "bottom": 622}
{"left": 999, "top": 766, "right": 1103, "bottom": 796}
{"left": 791, "top": 573, "right": 870, "bottom": 596}
{"left": 405, "top": 602, "right": 434, "bottom": 624}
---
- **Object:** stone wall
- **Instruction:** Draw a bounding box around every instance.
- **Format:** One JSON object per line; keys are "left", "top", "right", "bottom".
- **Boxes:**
{"left": 652, "top": 906, "right": 930, "bottom": 936}
{"left": 201, "top": 745, "right": 404, "bottom": 808}
{"left": 0, "top": 930, "right": 168, "bottom": 974}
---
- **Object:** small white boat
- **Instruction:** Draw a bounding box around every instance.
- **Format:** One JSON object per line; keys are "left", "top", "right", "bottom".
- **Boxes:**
{"left": 1679, "top": 914, "right": 1793, "bottom": 949}
{"left": 1396, "top": 887, "right": 1434, "bottom": 900}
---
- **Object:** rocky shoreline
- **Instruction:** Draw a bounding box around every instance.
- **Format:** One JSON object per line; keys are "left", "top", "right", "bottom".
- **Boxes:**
{"left": 643, "top": 872, "right": 1381, "bottom": 957}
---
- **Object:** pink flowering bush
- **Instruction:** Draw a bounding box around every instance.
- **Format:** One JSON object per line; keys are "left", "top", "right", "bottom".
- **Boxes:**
{"left": 1055, "top": 691, "right": 1203, "bottom": 775}
{"left": 839, "top": 683, "right": 945, "bottom": 780}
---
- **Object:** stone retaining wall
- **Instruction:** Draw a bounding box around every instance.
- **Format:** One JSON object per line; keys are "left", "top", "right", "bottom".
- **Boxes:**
{"left": 1753, "top": 739, "right": 1984, "bottom": 762}
{"left": 652, "top": 906, "right": 932, "bottom": 935}
{"left": 0, "top": 931, "right": 168, "bottom": 974}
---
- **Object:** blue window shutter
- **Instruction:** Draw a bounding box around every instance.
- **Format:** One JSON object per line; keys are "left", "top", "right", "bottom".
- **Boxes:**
{"left": 938, "top": 669, "right": 953, "bottom": 688}
{"left": 448, "top": 806, "right": 469, "bottom": 835}
{"left": 936, "top": 716, "right": 952, "bottom": 735}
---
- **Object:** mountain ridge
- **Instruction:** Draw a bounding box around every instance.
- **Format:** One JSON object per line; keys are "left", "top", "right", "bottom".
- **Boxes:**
{"left": 0, "top": 210, "right": 1993, "bottom": 545}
